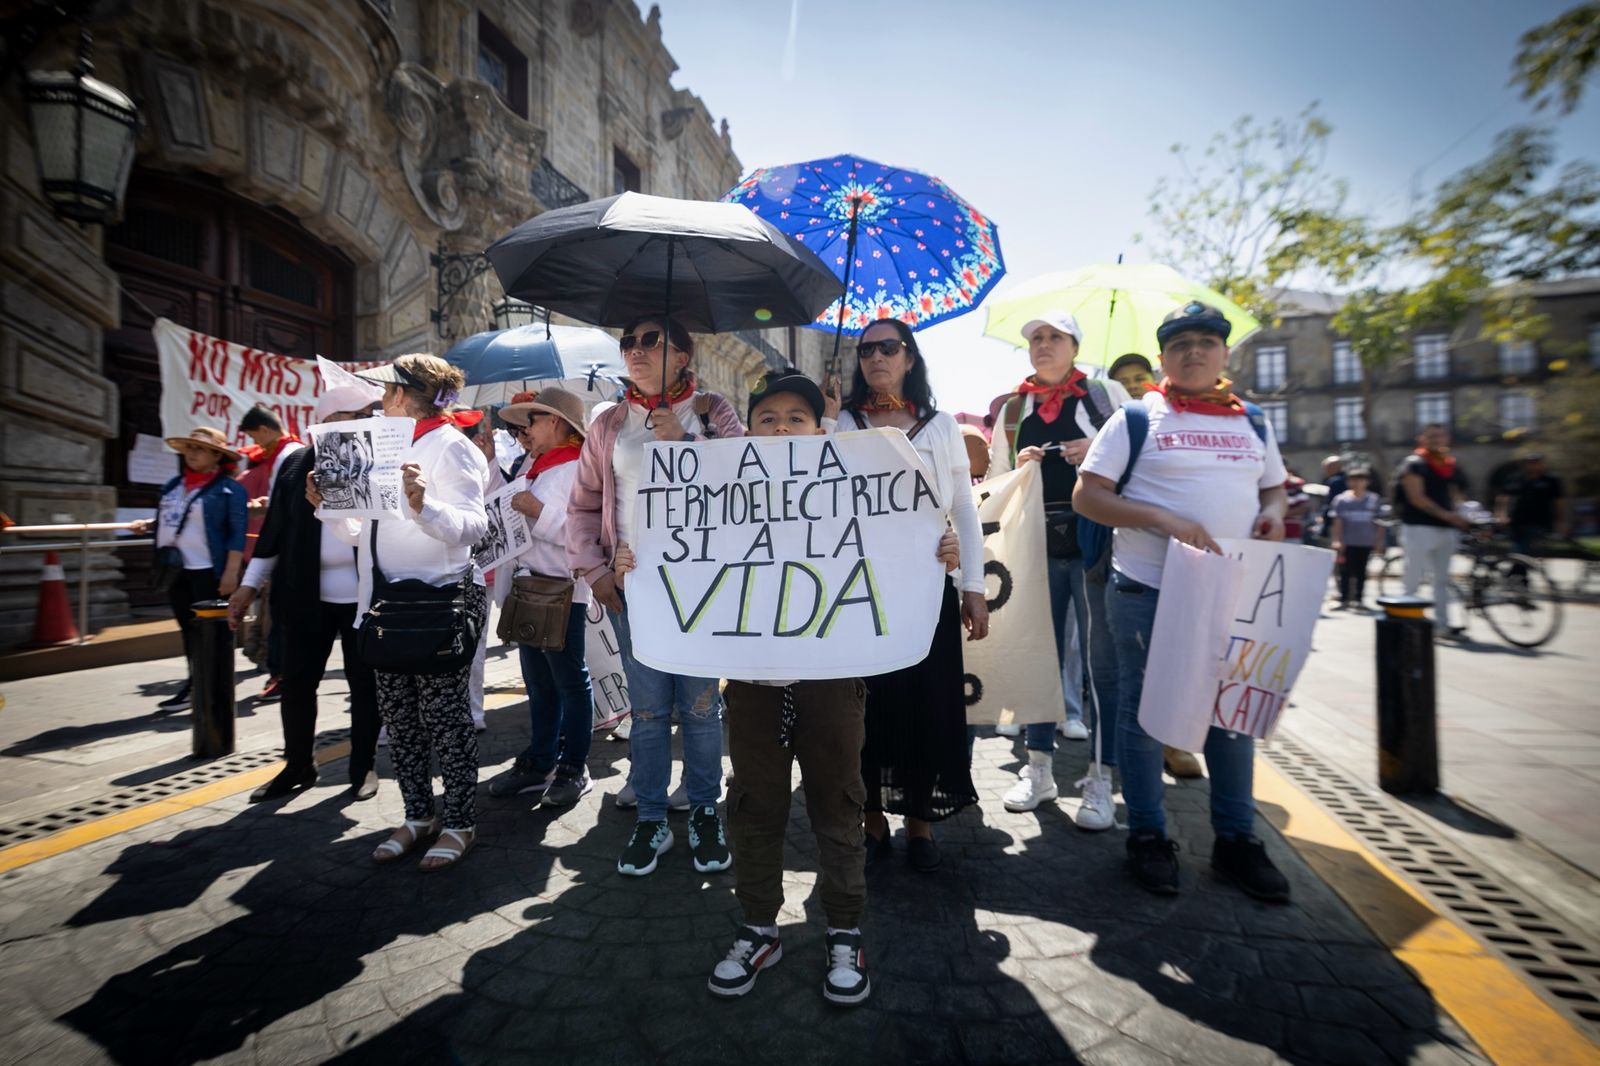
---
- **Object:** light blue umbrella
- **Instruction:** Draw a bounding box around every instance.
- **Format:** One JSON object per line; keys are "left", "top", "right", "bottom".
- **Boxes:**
{"left": 442, "top": 322, "right": 623, "bottom": 387}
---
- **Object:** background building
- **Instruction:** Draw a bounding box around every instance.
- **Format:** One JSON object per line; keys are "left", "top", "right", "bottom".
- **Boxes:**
{"left": 0, "top": 0, "right": 829, "bottom": 647}
{"left": 1231, "top": 280, "right": 1600, "bottom": 528}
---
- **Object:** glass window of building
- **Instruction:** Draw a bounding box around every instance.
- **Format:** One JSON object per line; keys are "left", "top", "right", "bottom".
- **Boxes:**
{"left": 1413, "top": 333, "right": 1449, "bottom": 380}
{"left": 1498, "top": 340, "right": 1536, "bottom": 374}
{"left": 1334, "top": 397, "right": 1364, "bottom": 442}
{"left": 1258, "top": 400, "right": 1289, "bottom": 444}
{"left": 1414, "top": 391, "right": 1452, "bottom": 430}
{"left": 1255, "top": 345, "right": 1288, "bottom": 390}
{"left": 1332, "top": 340, "right": 1362, "bottom": 385}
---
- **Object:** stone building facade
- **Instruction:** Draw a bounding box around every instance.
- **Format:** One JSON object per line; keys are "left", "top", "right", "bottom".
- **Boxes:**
{"left": 0, "top": 0, "right": 827, "bottom": 647}
{"left": 1231, "top": 280, "right": 1600, "bottom": 524}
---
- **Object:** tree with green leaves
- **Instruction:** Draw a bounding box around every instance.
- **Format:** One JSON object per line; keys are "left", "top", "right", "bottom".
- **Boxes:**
{"left": 1512, "top": 1, "right": 1600, "bottom": 115}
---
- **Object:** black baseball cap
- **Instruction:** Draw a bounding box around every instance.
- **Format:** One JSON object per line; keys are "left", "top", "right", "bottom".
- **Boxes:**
{"left": 1156, "top": 301, "right": 1233, "bottom": 348}
{"left": 1108, "top": 352, "right": 1154, "bottom": 379}
{"left": 748, "top": 367, "right": 825, "bottom": 423}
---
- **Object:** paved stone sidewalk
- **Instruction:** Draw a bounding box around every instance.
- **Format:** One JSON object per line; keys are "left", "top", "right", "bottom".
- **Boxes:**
{"left": 0, "top": 699, "right": 1493, "bottom": 1066}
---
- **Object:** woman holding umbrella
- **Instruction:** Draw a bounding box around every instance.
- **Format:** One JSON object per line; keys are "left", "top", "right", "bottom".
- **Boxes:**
{"left": 836, "top": 319, "right": 986, "bottom": 872}
{"left": 567, "top": 316, "right": 746, "bottom": 877}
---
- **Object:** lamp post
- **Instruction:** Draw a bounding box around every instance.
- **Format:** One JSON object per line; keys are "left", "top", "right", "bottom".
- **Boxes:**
{"left": 22, "top": 27, "right": 139, "bottom": 226}
{"left": 491, "top": 296, "right": 548, "bottom": 333}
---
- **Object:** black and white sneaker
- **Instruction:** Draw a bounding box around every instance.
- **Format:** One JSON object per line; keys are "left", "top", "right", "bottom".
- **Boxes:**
{"left": 688, "top": 805, "right": 732, "bottom": 873}
{"left": 487, "top": 755, "right": 555, "bottom": 798}
{"left": 707, "top": 926, "right": 782, "bottom": 998}
{"left": 822, "top": 929, "right": 870, "bottom": 1006}
{"left": 157, "top": 683, "right": 191, "bottom": 712}
{"left": 617, "top": 820, "right": 673, "bottom": 876}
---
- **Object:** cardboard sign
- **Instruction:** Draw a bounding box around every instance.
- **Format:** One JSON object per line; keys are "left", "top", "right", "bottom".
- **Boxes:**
{"left": 625, "top": 428, "right": 947, "bottom": 680}
{"left": 584, "top": 600, "right": 631, "bottom": 730}
{"left": 306, "top": 416, "right": 411, "bottom": 521}
{"left": 1137, "top": 538, "right": 1334, "bottom": 749}
{"left": 961, "top": 462, "right": 1064, "bottom": 725}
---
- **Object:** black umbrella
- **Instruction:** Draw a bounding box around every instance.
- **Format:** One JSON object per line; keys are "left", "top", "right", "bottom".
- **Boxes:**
{"left": 486, "top": 193, "right": 843, "bottom": 404}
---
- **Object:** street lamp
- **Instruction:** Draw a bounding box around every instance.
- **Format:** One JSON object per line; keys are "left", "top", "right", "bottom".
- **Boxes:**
{"left": 492, "top": 296, "right": 548, "bottom": 332}
{"left": 22, "top": 28, "right": 139, "bottom": 225}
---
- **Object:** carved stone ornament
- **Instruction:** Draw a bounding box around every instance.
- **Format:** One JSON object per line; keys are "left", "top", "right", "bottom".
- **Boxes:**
{"left": 385, "top": 63, "right": 466, "bottom": 231}
{"left": 571, "top": 0, "right": 600, "bottom": 37}
{"left": 660, "top": 106, "right": 695, "bottom": 142}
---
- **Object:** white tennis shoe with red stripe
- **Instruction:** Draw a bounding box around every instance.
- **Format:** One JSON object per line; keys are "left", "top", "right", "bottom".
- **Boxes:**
{"left": 707, "top": 926, "right": 783, "bottom": 998}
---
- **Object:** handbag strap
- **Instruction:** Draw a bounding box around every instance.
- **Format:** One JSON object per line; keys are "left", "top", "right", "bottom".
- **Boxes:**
{"left": 366, "top": 517, "right": 476, "bottom": 597}
{"left": 169, "top": 476, "right": 216, "bottom": 538}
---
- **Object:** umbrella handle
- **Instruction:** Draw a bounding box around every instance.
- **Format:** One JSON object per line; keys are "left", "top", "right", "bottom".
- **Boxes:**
{"left": 659, "top": 236, "right": 675, "bottom": 411}
{"left": 828, "top": 213, "right": 860, "bottom": 379}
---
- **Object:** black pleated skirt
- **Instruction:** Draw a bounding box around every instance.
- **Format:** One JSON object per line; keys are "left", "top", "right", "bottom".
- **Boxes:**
{"left": 860, "top": 577, "right": 979, "bottom": 822}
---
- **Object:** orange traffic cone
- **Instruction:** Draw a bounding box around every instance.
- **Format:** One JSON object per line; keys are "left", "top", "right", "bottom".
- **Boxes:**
{"left": 29, "top": 551, "right": 79, "bottom": 646}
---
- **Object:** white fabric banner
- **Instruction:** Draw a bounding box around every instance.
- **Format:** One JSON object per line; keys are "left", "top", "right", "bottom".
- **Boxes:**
{"left": 584, "top": 600, "right": 631, "bottom": 730}
{"left": 625, "top": 428, "right": 946, "bottom": 680}
{"left": 127, "top": 433, "right": 178, "bottom": 486}
{"left": 474, "top": 483, "right": 533, "bottom": 573}
{"left": 153, "top": 317, "right": 382, "bottom": 445}
{"left": 305, "top": 416, "right": 411, "bottom": 521}
{"left": 1138, "top": 538, "right": 1335, "bottom": 749}
{"left": 961, "top": 462, "right": 1063, "bottom": 726}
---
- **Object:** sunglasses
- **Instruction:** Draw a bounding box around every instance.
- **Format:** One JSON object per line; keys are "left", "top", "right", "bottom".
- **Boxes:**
{"left": 619, "top": 331, "right": 669, "bottom": 353}
{"left": 856, "top": 338, "right": 908, "bottom": 359}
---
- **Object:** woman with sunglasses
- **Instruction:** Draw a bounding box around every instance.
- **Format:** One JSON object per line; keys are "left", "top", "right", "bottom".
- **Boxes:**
{"left": 836, "top": 318, "right": 987, "bottom": 872}
{"left": 567, "top": 317, "right": 746, "bottom": 877}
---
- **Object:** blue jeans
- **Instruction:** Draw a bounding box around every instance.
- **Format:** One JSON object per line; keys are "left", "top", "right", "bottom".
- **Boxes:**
{"left": 518, "top": 603, "right": 594, "bottom": 775}
{"left": 1106, "top": 570, "right": 1255, "bottom": 838}
{"left": 609, "top": 606, "right": 723, "bottom": 821}
{"left": 1025, "top": 557, "right": 1119, "bottom": 767}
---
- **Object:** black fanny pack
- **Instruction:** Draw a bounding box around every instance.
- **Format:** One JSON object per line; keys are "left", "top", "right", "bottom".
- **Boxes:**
{"left": 1045, "top": 506, "right": 1080, "bottom": 559}
{"left": 356, "top": 521, "right": 481, "bottom": 675}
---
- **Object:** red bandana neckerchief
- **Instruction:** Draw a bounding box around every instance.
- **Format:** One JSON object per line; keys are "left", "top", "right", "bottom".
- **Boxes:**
{"left": 863, "top": 392, "right": 917, "bottom": 417}
{"left": 527, "top": 442, "right": 583, "bottom": 480}
{"left": 625, "top": 373, "right": 696, "bottom": 411}
{"left": 1414, "top": 446, "right": 1457, "bottom": 480}
{"left": 1156, "top": 376, "right": 1247, "bottom": 417}
{"left": 449, "top": 410, "right": 485, "bottom": 431}
{"left": 412, "top": 414, "right": 452, "bottom": 441}
{"left": 182, "top": 470, "right": 216, "bottom": 492}
{"left": 258, "top": 435, "right": 302, "bottom": 468}
{"left": 1015, "top": 369, "right": 1088, "bottom": 424}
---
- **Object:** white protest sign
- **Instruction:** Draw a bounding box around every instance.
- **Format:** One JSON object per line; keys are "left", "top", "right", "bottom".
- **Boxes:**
{"left": 1137, "top": 538, "right": 1335, "bottom": 749}
{"left": 584, "top": 599, "right": 631, "bottom": 730}
{"left": 153, "top": 318, "right": 383, "bottom": 445}
{"left": 474, "top": 483, "right": 533, "bottom": 573}
{"left": 306, "top": 416, "right": 411, "bottom": 521}
{"left": 127, "top": 433, "right": 178, "bottom": 486}
{"left": 1210, "top": 538, "right": 1335, "bottom": 739}
{"left": 961, "top": 462, "right": 1063, "bottom": 726}
{"left": 626, "top": 428, "right": 947, "bottom": 680}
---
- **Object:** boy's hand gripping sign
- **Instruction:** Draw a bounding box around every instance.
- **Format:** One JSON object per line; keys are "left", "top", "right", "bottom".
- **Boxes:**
{"left": 626, "top": 428, "right": 948, "bottom": 680}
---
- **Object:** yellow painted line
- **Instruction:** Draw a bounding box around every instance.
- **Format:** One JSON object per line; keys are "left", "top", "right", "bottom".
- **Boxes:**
{"left": 1256, "top": 756, "right": 1600, "bottom": 1065}
{"left": 0, "top": 691, "right": 528, "bottom": 875}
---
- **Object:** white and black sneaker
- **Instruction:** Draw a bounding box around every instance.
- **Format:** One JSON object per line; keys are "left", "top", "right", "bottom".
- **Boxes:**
{"left": 616, "top": 820, "right": 673, "bottom": 876}
{"left": 822, "top": 929, "right": 870, "bottom": 1006}
{"left": 707, "top": 926, "right": 782, "bottom": 998}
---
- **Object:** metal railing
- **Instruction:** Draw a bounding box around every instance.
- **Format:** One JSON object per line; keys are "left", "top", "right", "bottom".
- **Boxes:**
{"left": 0, "top": 522, "right": 149, "bottom": 645}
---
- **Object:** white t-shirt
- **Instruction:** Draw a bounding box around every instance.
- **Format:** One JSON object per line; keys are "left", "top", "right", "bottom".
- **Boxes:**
{"left": 158, "top": 484, "right": 212, "bottom": 570}
{"left": 1079, "top": 392, "right": 1286, "bottom": 589}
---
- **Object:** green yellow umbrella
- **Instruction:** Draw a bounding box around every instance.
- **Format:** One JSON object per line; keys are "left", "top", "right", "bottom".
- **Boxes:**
{"left": 981, "top": 261, "right": 1261, "bottom": 366}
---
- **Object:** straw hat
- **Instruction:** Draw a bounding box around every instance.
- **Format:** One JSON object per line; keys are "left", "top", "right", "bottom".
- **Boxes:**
{"left": 500, "top": 388, "right": 586, "bottom": 437}
{"left": 165, "top": 426, "right": 240, "bottom": 461}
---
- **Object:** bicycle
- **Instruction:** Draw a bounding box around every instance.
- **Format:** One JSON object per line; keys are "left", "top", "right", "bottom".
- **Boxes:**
{"left": 1375, "top": 522, "right": 1563, "bottom": 648}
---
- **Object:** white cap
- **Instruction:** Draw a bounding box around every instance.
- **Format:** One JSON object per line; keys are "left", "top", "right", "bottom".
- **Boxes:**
{"left": 1021, "top": 312, "right": 1082, "bottom": 344}
{"left": 315, "top": 356, "right": 385, "bottom": 421}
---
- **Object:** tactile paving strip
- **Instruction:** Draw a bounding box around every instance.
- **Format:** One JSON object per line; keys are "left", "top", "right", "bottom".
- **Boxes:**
{"left": 1264, "top": 735, "right": 1600, "bottom": 1041}
{"left": 0, "top": 727, "right": 352, "bottom": 849}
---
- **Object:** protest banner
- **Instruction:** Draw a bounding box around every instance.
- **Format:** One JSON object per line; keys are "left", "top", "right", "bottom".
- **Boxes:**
{"left": 961, "top": 462, "right": 1063, "bottom": 726}
{"left": 1138, "top": 538, "right": 1335, "bottom": 750}
{"left": 474, "top": 483, "right": 533, "bottom": 573}
{"left": 584, "top": 599, "right": 630, "bottom": 730}
{"left": 305, "top": 416, "right": 411, "bottom": 521}
{"left": 153, "top": 318, "right": 382, "bottom": 446}
{"left": 625, "top": 428, "right": 947, "bottom": 680}
{"left": 127, "top": 433, "right": 178, "bottom": 486}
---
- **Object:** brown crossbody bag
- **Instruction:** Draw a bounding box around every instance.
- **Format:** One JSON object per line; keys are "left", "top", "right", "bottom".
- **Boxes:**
{"left": 497, "top": 572, "right": 574, "bottom": 650}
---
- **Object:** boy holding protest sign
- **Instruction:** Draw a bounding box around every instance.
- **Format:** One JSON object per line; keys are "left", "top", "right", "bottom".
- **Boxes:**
{"left": 614, "top": 368, "right": 959, "bottom": 1006}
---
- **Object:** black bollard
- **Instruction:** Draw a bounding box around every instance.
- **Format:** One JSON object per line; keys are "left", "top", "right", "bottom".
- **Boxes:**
{"left": 1375, "top": 595, "right": 1438, "bottom": 794}
{"left": 190, "top": 598, "right": 236, "bottom": 758}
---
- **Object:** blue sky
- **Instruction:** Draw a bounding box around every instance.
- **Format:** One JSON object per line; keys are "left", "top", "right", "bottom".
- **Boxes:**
{"left": 649, "top": 0, "right": 1600, "bottom": 413}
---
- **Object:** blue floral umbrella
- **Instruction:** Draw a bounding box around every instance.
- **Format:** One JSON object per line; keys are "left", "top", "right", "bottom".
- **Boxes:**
{"left": 723, "top": 154, "right": 1005, "bottom": 368}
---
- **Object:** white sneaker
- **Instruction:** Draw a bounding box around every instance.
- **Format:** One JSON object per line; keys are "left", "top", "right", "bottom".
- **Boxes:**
{"left": 1074, "top": 766, "right": 1115, "bottom": 831}
{"left": 994, "top": 722, "right": 1023, "bottom": 737}
{"left": 614, "top": 781, "right": 636, "bottom": 808}
{"left": 1003, "top": 754, "right": 1059, "bottom": 812}
{"left": 1060, "top": 718, "right": 1089, "bottom": 741}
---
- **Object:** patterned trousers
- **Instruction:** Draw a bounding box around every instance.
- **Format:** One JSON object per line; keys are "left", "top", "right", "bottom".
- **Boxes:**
{"left": 374, "top": 581, "right": 486, "bottom": 830}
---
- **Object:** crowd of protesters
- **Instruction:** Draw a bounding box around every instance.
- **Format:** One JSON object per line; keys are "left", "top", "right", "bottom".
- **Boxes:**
{"left": 149, "top": 295, "right": 1534, "bottom": 1006}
